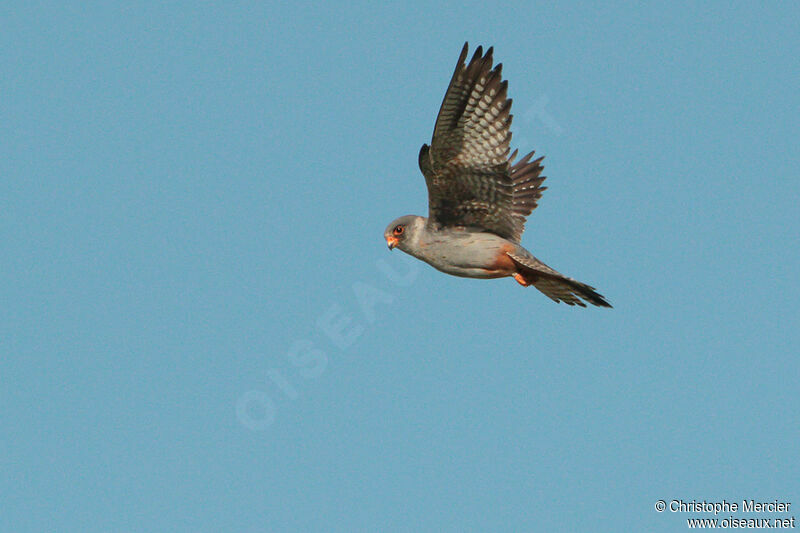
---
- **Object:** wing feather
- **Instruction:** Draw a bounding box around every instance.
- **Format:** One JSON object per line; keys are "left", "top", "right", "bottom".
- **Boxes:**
{"left": 419, "top": 43, "right": 545, "bottom": 242}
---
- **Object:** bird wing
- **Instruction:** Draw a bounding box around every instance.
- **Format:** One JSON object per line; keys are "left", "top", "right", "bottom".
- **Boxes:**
{"left": 418, "top": 43, "right": 546, "bottom": 243}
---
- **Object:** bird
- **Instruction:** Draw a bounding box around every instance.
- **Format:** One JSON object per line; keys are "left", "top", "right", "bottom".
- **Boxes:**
{"left": 384, "top": 43, "right": 611, "bottom": 308}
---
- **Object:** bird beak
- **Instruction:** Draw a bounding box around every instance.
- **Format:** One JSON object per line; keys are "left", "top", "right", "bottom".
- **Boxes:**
{"left": 386, "top": 236, "right": 398, "bottom": 250}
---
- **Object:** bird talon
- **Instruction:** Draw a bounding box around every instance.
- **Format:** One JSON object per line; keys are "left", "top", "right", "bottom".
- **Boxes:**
{"left": 513, "top": 273, "right": 530, "bottom": 286}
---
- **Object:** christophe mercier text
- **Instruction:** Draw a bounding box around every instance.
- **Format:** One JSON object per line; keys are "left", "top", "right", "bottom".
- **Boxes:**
{"left": 671, "top": 500, "right": 791, "bottom": 514}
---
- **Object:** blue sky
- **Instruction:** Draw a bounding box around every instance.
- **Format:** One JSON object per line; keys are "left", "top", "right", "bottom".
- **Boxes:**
{"left": 2, "top": 2, "right": 798, "bottom": 531}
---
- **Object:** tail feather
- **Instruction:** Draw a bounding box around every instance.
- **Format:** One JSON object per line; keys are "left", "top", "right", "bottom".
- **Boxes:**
{"left": 508, "top": 252, "right": 612, "bottom": 308}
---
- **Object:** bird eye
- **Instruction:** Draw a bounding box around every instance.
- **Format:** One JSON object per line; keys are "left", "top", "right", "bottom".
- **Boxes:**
{"left": 393, "top": 225, "right": 404, "bottom": 236}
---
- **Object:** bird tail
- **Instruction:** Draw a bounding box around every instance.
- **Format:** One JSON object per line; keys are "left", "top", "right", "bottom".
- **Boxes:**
{"left": 508, "top": 252, "right": 612, "bottom": 308}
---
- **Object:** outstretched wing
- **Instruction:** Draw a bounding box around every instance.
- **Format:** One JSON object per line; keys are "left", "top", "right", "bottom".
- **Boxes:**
{"left": 418, "top": 43, "right": 546, "bottom": 243}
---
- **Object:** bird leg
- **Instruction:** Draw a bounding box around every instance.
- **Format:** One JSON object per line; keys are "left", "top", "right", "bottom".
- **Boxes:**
{"left": 513, "top": 272, "right": 531, "bottom": 286}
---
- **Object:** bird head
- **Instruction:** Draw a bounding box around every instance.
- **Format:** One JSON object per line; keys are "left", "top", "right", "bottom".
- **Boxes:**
{"left": 384, "top": 215, "right": 424, "bottom": 252}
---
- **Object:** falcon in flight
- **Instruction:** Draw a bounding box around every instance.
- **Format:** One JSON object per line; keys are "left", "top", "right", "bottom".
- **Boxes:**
{"left": 384, "top": 43, "right": 611, "bottom": 308}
